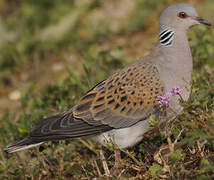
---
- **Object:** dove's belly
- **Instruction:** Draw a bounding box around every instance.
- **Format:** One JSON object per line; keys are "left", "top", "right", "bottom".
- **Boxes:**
{"left": 92, "top": 120, "right": 152, "bottom": 148}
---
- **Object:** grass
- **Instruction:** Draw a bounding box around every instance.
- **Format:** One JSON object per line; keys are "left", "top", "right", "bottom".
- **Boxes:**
{"left": 0, "top": 0, "right": 214, "bottom": 179}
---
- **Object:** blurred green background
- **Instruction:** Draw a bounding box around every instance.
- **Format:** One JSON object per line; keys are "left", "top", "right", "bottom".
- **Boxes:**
{"left": 0, "top": 0, "right": 213, "bottom": 179}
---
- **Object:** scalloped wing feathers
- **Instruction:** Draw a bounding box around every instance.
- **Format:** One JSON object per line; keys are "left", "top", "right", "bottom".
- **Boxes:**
{"left": 73, "top": 61, "right": 164, "bottom": 128}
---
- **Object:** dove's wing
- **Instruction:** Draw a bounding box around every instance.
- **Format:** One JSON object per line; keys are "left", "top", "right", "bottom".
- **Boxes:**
{"left": 73, "top": 61, "right": 164, "bottom": 128}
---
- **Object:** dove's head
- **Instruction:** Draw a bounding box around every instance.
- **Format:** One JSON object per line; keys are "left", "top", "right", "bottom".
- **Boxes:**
{"left": 159, "top": 4, "right": 211, "bottom": 31}
{"left": 158, "top": 4, "right": 211, "bottom": 47}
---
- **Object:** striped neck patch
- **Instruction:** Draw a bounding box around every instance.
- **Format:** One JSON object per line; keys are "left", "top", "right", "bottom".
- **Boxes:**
{"left": 159, "top": 28, "right": 175, "bottom": 47}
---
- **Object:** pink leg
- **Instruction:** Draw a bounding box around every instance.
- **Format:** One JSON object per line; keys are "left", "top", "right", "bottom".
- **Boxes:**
{"left": 110, "top": 150, "right": 124, "bottom": 176}
{"left": 115, "top": 150, "right": 121, "bottom": 163}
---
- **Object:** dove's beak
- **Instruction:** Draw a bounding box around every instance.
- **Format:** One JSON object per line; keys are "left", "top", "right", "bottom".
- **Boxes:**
{"left": 193, "top": 17, "right": 212, "bottom": 26}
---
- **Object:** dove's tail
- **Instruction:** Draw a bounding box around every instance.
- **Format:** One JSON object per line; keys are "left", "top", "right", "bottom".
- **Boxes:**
{"left": 4, "top": 137, "right": 43, "bottom": 153}
{"left": 4, "top": 111, "right": 112, "bottom": 154}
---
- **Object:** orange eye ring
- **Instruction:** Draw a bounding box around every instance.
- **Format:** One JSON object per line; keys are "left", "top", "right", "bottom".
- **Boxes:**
{"left": 178, "top": 12, "right": 187, "bottom": 19}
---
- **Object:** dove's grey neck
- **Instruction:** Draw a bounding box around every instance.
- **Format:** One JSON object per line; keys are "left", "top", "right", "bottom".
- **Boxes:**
{"left": 157, "top": 28, "right": 193, "bottom": 109}
{"left": 158, "top": 25, "right": 176, "bottom": 47}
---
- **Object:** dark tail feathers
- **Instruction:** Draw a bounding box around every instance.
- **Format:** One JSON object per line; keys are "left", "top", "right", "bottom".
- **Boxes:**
{"left": 4, "top": 137, "right": 43, "bottom": 154}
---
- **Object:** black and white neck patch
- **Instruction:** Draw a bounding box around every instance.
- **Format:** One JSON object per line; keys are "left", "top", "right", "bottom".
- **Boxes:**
{"left": 159, "top": 28, "right": 175, "bottom": 47}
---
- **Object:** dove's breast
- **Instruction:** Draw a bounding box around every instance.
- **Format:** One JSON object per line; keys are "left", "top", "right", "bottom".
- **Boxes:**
{"left": 92, "top": 120, "right": 152, "bottom": 148}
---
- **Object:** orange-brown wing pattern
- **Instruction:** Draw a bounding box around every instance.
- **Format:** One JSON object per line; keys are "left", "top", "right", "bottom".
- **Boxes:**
{"left": 73, "top": 61, "right": 164, "bottom": 128}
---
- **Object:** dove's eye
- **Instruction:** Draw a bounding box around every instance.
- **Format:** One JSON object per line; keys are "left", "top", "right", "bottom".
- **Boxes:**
{"left": 178, "top": 12, "right": 187, "bottom": 19}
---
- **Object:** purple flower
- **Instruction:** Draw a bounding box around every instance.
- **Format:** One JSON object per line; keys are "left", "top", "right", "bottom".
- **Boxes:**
{"left": 170, "top": 85, "right": 182, "bottom": 94}
{"left": 157, "top": 85, "right": 182, "bottom": 107}
{"left": 157, "top": 95, "right": 170, "bottom": 106}
{"left": 166, "top": 91, "right": 172, "bottom": 97}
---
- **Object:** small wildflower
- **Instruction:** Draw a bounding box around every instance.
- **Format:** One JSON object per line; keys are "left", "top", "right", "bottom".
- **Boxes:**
{"left": 157, "top": 85, "right": 182, "bottom": 107}
{"left": 166, "top": 91, "right": 172, "bottom": 97}
{"left": 170, "top": 85, "right": 182, "bottom": 94}
{"left": 157, "top": 95, "right": 170, "bottom": 106}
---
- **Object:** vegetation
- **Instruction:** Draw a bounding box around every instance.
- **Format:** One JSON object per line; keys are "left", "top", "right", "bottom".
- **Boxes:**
{"left": 0, "top": 0, "right": 213, "bottom": 179}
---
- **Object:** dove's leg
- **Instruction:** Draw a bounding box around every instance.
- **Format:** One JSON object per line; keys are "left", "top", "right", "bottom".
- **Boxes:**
{"left": 115, "top": 150, "right": 121, "bottom": 163}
